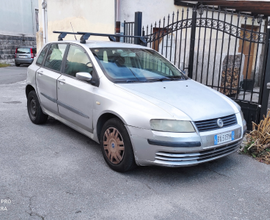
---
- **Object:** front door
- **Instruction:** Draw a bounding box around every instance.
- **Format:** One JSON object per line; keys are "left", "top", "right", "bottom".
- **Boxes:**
{"left": 57, "top": 44, "right": 95, "bottom": 132}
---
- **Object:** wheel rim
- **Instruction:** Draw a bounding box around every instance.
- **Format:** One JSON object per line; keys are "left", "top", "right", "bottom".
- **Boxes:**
{"left": 103, "top": 127, "right": 125, "bottom": 165}
{"left": 30, "top": 98, "right": 37, "bottom": 117}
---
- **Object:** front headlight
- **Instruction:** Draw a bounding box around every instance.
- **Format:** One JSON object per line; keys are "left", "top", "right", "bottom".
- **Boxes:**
{"left": 240, "top": 110, "right": 247, "bottom": 131}
{"left": 150, "top": 119, "right": 195, "bottom": 133}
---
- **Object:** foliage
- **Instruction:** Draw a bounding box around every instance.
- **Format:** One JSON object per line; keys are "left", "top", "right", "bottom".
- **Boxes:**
{"left": 0, "top": 63, "right": 10, "bottom": 67}
{"left": 240, "top": 110, "right": 270, "bottom": 164}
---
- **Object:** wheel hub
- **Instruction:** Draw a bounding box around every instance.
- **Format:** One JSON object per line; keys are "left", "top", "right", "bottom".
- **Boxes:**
{"left": 30, "top": 99, "right": 37, "bottom": 116}
{"left": 103, "top": 127, "right": 125, "bottom": 164}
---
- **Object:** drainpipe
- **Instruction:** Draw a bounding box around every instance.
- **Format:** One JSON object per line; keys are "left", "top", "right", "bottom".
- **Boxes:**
{"left": 42, "top": 0, "right": 47, "bottom": 44}
{"left": 115, "top": 0, "right": 120, "bottom": 22}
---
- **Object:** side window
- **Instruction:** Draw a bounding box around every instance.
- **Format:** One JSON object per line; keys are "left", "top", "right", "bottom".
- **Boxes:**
{"left": 36, "top": 45, "right": 49, "bottom": 66}
{"left": 64, "top": 45, "right": 93, "bottom": 77}
{"left": 44, "top": 43, "right": 67, "bottom": 72}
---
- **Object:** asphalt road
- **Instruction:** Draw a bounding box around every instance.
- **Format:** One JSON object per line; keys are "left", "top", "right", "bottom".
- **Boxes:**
{"left": 0, "top": 66, "right": 270, "bottom": 220}
{"left": 0, "top": 65, "right": 29, "bottom": 84}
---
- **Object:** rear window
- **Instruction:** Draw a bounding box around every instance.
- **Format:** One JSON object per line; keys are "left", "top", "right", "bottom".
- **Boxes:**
{"left": 17, "top": 48, "right": 31, "bottom": 54}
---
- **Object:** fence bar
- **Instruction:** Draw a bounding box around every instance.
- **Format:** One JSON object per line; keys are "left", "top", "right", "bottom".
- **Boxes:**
{"left": 195, "top": 8, "right": 203, "bottom": 81}
{"left": 188, "top": 7, "right": 197, "bottom": 78}
{"left": 217, "top": 9, "right": 227, "bottom": 93}
{"left": 183, "top": 8, "right": 189, "bottom": 72}
{"left": 223, "top": 11, "right": 233, "bottom": 96}
{"left": 174, "top": 10, "right": 179, "bottom": 66}
{"left": 206, "top": 7, "right": 214, "bottom": 86}
{"left": 200, "top": 6, "right": 208, "bottom": 83}
{"left": 211, "top": 8, "right": 221, "bottom": 89}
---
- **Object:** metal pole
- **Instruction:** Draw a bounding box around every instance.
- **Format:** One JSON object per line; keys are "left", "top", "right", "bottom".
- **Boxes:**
{"left": 134, "top": 12, "right": 142, "bottom": 44}
{"left": 260, "top": 17, "right": 270, "bottom": 119}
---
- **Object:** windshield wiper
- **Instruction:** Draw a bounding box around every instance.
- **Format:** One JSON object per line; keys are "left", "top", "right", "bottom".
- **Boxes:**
{"left": 168, "top": 76, "right": 187, "bottom": 81}
{"left": 147, "top": 77, "right": 171, "bottom": 82}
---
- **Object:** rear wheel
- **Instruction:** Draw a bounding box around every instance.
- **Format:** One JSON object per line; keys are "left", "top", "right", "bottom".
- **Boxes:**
{"left": 27, "top": 91, "right": 48, "bottom": 124}
{"left": 15, "top": 63, "right": 20, "bottom": 67}
{"left": 100, "top": 118, "right": 136, "bottom": 172}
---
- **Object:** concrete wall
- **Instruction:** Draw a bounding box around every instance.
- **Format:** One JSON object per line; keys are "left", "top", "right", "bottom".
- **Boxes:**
{"left": 119, "top": 0, "right": 181, "bottom": 27}
{"left": 37, "top": 0, "right": 115, "bottom": 52}
{"left": 0, "top": 0, "right": 38, "bottom": 36}
{"left": 0, "top": 0, "right": 38, "bottom": 64}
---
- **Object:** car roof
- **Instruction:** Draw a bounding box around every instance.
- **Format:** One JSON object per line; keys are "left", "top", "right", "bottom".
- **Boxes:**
{"left": 17, "top": 46, "right": 36, "bottom": 48}
{"left": 48, "top": 40, "right": 148, "bottom": 49}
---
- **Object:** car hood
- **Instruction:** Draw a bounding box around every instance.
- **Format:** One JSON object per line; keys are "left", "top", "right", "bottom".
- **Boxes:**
{"left": 116, "top": 79, "right": 239, "bottom": 121}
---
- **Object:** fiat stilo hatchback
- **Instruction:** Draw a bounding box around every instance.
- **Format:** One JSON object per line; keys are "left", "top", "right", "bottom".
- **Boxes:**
{"left": 25, "top": 32, "right": 246, "bottom": 172}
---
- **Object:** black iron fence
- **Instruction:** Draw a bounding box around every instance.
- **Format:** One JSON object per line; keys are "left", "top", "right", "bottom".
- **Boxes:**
{"left": 140, "top": 5, "right": 269, "bottom": 130}
{"left": 123, "top": 21, "right": 135, "bottom": 44}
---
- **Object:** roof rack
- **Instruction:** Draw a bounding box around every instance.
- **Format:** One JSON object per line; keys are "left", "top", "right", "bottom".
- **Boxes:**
{"left": 53, "top": 31, "right": 147, "bottom": 46}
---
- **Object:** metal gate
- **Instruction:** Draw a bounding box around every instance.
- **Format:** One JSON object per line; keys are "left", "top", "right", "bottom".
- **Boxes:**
{"left": 141, "top": 5, "right": 269, "bottom": 130}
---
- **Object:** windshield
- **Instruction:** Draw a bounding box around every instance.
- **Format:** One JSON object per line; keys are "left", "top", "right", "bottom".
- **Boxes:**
{"left": 91, "top": 48, "right": 187, "bottom": 83}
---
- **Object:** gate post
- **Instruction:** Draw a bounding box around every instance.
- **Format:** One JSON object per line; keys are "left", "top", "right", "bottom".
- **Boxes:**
{"left": 134, "top": 11, "right": 142, "bottom": 44}
{"left": 188, "top": 6, "right": 197, "bottom": 78}
{"left": 260, "top": 17, "right": 270, "bottom": 119}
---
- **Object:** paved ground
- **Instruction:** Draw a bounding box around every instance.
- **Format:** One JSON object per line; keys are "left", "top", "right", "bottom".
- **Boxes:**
{"left": 0, "top": 67, "right": 270, "bottom": 220}
{"left": 0, "top": 65, "right": 29, "bottom": 84}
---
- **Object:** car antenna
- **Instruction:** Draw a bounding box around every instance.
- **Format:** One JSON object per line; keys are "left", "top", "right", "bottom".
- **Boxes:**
{"left": 70, "top": 22, "right": 77, "bottom": 40}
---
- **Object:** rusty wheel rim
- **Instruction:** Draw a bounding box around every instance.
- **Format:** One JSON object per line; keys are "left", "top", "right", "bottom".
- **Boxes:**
{"left": 103, "top": 127, "right": 125, "bottom": 165}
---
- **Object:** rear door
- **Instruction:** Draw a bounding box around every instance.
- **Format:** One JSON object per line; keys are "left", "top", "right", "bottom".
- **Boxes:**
{"left": 36, "top": 43, "right": 68, "bottom": 114}
{"left": 57, "top": 44, "right": 96, "bottom": 132}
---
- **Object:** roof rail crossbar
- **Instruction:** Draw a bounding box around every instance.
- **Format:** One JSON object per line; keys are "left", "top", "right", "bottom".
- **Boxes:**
{"left": 53, "top": 31, "right": 77, "bottom": 41}
{"left": 53, "top": 31, "right": 147, "bottom": 46}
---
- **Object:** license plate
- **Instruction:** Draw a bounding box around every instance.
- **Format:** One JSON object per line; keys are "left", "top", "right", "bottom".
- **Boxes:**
{"left": 19, "top": 55, "right": 26, "bottom": 58}
{"left": 214, "top": 131, "right": 234, "bottom": 145}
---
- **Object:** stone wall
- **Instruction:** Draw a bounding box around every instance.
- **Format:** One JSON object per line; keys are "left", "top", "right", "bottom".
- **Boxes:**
{"left": 0, "top": 34, "right": 36, "bottom": 65}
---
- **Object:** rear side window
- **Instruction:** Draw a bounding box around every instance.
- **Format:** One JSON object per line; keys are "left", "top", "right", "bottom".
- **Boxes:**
{"left": 17, "top": 48, "right": 30, "bottom": 54}
{"left": 44, "top": 43, "right": 67, "bottom": 72}
{"left": 36, "top": 45, "right": 49, "bottom": 66}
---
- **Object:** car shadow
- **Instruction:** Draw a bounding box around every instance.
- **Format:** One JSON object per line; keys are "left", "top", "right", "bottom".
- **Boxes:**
{"left": 43, "top": 116, "right": 241, "bottom": 182}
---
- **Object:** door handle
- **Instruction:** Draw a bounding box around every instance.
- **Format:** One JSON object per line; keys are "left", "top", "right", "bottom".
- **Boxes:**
{"left": 37, "top": 71, "right": 43, "bottom": 76}
{"left": 58, "top": 79, "right": 66, "bottom": 85}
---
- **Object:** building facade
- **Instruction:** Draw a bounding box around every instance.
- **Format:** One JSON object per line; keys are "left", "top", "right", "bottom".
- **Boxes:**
{"left": 37, "top": 0, "right": 115, "bottom": 51}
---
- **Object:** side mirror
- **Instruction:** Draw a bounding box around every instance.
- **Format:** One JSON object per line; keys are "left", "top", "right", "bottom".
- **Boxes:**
{"left": 76, "top": 72, "right": 92, "bottom": 82}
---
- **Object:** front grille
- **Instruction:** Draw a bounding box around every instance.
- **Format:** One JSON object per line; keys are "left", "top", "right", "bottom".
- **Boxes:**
{"left": 195, "top": 114, "right": 237, "bottom": 132}
{"left": 155, "top": 140, "right": 241, "bottom": 164}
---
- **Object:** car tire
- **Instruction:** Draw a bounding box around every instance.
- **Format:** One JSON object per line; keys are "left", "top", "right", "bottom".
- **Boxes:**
{"left": 15, "top": 63, "right": 20, "bottom": 67}
{"left": 27, "top": 90, "right": 48, "bottom": 124}
{"left": 100, "top": 118, "right": 136, "bottom": 172}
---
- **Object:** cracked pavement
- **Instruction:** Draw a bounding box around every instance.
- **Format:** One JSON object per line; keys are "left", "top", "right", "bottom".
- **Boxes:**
{"left": 0, "top": 66, "right": 270, "bottom": 220}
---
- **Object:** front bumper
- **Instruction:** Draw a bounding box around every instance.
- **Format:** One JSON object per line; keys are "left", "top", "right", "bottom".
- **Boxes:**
{"left": 128, "top": 124, "right": 243, "bottom": 167}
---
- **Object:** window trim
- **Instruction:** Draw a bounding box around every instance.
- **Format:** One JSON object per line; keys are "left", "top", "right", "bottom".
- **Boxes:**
{"left": 61, "top": 43, "right": 100, "bottom": 86}
{"left": 41, "top": 43, "right": 68, "bottom": 73}
{"left": 36, "top": 44, "right": 50, "bottom": 67}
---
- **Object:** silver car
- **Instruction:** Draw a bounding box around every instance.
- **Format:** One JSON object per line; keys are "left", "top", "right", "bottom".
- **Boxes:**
{"left": 25, "top": 39, "right": 246, "bottom": 172}
{"left": 15, "top": 46, "right": 36, "bottom": 66}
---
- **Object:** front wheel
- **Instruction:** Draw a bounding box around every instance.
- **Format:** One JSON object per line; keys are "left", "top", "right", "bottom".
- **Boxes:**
{"left": 27, "top": 90, "right": 48, "bottom": 124}
{"left": 100, "top": 118, "right": 136, "bottom": 172}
